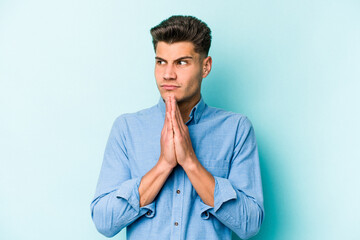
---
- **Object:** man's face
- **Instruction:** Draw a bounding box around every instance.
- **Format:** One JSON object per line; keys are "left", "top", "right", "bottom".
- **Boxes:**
{"left": 154, "top": 41, "right": 211, "bottom": 104}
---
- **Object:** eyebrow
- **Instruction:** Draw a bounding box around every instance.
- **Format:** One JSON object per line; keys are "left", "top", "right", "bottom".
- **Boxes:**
{"left": 155, "top": 56, "right": 193, "bottom": 62}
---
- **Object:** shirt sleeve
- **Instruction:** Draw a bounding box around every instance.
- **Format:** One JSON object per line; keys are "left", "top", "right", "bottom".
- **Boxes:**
{"left": 198, "top": 116, "right": 264, "bottom": 239}
{"left": 90, "top": 116, "right": 156, "bottom": 238}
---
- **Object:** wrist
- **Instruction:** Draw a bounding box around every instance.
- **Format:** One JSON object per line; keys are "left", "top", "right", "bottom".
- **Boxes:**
{"left": 180, "top": 156, "right": 199, "bottom": 172}
{"left": 157, "top": 157, "right": 176, "bottom": 172}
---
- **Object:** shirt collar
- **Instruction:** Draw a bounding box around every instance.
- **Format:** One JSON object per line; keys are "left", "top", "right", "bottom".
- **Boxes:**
{"left": 157, "top": 95, "right": 206, "bottom": 125}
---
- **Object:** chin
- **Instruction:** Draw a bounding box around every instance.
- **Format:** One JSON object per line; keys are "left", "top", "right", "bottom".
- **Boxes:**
{"left": 161, "top": 91, "right": 180, "bottom": 101}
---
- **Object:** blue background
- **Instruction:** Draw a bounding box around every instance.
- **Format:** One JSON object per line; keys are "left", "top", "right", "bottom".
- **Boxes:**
{"left": 1, "top": 1, "right": 359, "bottom": 239}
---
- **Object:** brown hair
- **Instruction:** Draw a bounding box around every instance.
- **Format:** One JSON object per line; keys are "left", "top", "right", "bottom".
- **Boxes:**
{"left": 150, "top": 15, "right": 212, "bottom": 56}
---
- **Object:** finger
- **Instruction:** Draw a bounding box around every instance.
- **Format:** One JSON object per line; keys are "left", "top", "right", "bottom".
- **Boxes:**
{"left": 170, "top": 95, "right": 177, "bottom": 125}
{"left": 163, "top": 97, "right": 169, "bottom": 130}
{"left": 166, "top": 112, "right": 173, "bottom": 137}
{"left": 162, "top": 121, "right": 165, "bottom": 134}
{"left": 165, "top": 96, "right": 171, "bottom": 115}
{"left": 169, "top": 96, "right": 176, "bottom": 125}
{"left": 171, "top": 97, "right": 182, "bottom": 137}
{"left": 165, "top": 96, "right": 173, "bottom": 130}
{"left": 172, "top": 111, "right": 181, "bottom": 137}
{"left": 162, "top": 109, "right": 168, "bottom": 134}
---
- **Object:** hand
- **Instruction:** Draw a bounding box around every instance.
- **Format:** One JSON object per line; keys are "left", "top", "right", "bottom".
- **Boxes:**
{"left": 170, "top": 96, "right": 197, "bottom": 167}
{"left": 158, "top": 96, "right": 177, "bottom": 170}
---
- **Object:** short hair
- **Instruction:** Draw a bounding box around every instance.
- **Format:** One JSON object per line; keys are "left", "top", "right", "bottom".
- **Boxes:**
{"left": 150, "top": 15, "right": 212, "bottom": 57}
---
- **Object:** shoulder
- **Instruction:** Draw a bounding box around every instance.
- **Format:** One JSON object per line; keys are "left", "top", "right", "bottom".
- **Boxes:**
{"left": 112, "top": 104, "right": 159, "bottom": 129}
{"left": 203, "top": 105, "right": 253, "bottom": 128}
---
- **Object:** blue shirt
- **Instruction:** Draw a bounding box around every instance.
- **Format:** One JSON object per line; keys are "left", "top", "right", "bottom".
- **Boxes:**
{"left": 90, "top": 97, "right": 264, "bottom": 239}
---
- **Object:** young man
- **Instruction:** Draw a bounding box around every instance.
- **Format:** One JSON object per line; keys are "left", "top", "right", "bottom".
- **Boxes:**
{"left": 91, "top": 15, "right": 264, "bottom": 239}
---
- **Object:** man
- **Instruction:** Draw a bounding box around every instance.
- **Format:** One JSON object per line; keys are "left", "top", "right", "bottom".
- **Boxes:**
{"left": 91, "top": 15, "right": 264, "bottom": 239}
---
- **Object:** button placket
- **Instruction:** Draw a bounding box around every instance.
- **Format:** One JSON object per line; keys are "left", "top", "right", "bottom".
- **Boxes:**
{"left": 170, "top": 166, "right": 185, "bottom": 239}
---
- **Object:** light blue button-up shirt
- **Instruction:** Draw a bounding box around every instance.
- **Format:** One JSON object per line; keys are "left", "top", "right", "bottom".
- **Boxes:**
{"left": 90, "top": 97, "right": 264, "bottom": 239}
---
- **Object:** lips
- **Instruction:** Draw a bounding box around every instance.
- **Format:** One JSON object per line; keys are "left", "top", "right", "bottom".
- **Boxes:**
{"left": 161, "top": 85, "right": 180, "bottom": 90}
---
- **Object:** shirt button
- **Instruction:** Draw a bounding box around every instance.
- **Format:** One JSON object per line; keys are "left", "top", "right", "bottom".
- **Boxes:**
{"left": 174, "top": 222, "right": 178, "bottom": 226}
{"left": 146, "top": 211, "right": 152, "bottom": 216}
{"left": 176, "top": 190, "right": 180, "bottom": 194}
{"left": 204, "top": 211, "right": 208, "bottom": 217}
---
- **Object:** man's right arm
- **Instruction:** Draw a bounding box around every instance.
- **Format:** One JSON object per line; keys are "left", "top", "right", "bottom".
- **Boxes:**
{"left": 90, "top": 115, "right": 149, "bottom": 238}
{"left": 138, "top": 159, "right": 174, "bottom": 207}
{"left": 139, "top": 98, "right": 177, "bottom": 207}
{"left": 90, "top": 98, "right": 176, "bottom": 237}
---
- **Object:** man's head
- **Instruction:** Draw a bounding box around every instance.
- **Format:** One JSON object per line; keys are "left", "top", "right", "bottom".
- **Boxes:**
{"left": 150, "top": 15, "right": 212, "bottom": 105}
{"left": 150, "top": 15, "right": 212, "bottom": 57}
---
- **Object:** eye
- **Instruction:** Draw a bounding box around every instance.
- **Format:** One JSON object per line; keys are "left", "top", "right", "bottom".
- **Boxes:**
{"left": 156, "top": 60, "right": 166, "bottom": 65}
{"left": 177, "top": 60, "right": 187, "bottom": 65}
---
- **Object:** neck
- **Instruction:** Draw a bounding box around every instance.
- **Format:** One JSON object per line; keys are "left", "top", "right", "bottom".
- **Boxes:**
{"left": 177, "top": 94, "right": 201, "bottom": 123}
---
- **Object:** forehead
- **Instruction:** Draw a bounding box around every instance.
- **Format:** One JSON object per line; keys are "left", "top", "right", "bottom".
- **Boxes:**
{"left": 155, "top": 41, "right": 199, "bottom": 60}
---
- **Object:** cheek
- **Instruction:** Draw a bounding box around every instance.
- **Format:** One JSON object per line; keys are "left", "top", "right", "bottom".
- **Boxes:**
{"left": 154, "top": 68, "right": 161, "bottom": 84}
{"left": 189, "top": 71, "right": 202, "bottom": 87}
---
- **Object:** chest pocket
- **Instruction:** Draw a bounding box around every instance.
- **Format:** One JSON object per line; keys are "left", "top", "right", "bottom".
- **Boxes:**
{"left": 199, "top": 159, "right": 229, "bottom": 178}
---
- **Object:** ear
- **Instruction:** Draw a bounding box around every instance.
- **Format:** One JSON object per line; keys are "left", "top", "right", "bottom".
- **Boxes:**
{"left": 202, "top": 56, "right": 212, "bottom": 78}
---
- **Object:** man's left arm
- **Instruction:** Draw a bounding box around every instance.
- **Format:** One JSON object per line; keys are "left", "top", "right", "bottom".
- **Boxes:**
{"left": 171, "top": 99, "right": 264, "bottom": 239}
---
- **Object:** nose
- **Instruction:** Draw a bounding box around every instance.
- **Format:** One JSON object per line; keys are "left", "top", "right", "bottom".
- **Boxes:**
{"left": 163, "top": 64, "right": 176, "bottom": 80}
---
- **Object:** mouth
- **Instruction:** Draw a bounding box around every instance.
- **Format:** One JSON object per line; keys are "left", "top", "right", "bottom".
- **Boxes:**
{"left": 161, "top": 85, "right": 180, "bottom": 90}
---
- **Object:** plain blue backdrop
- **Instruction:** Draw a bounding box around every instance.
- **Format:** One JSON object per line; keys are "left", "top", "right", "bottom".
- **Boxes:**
{"left": 1, "top": 1, "right": 359, "bottom": 239}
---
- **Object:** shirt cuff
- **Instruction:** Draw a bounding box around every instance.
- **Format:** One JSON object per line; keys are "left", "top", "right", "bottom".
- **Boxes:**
{"left": 198, "top": 177, "right": 237, "bottom": 219}
{"left": 115, "top": 177, "right": 156, "bottom": 218}
{"left": 140, "top": 201, "right": 156, "bottom": 218}
{"left": 198, "top": 196, "right": 213, "bottom": 220}
{"left": 213, "top": 176, "right": 237, "bottom": 213}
